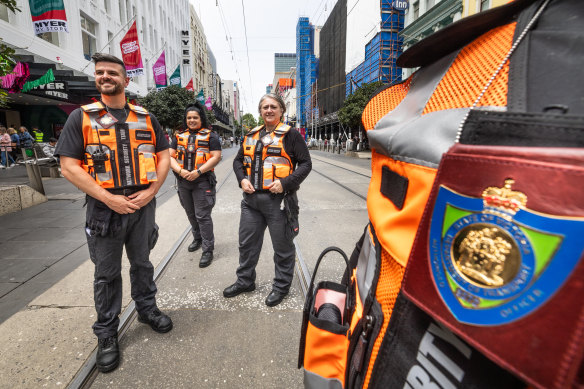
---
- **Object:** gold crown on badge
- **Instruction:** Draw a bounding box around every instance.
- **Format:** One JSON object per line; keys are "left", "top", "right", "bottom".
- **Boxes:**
{"left": 482, "top": 179, "right": 527, "bottom": 219}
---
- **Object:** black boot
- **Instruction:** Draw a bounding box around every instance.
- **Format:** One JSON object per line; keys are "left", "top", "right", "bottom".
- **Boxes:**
{"left": 138, "top": 308, "right": 173, "bottom": 333}
{"left": 188, "top": 239, "right": 202, "bottom": 252}
{"left": 199, "top": 251, "right": 213, "bottom": 268}
{"left": 96, "top": 336, "right": 119, "bottom": 373}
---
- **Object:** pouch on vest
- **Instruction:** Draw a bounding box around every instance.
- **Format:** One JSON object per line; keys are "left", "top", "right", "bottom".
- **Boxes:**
{"left": 85, "top": 145, "right": 115, "bottom": 187}
{"left": 299, "top": 247, "right": 354, "bottom": 389}
{"left": 136, "top": 143, "right": 157, "bottom": 184}
{"left": 401, "top": 111, "right": 584, "bottom": 389}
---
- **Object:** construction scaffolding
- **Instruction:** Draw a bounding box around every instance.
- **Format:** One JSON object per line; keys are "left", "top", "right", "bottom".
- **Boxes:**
{"left": 346, "top": 0, "right": 404, "bottom": 95}
{"left": 296, "top": 18, "right": 315, "bottom": 128}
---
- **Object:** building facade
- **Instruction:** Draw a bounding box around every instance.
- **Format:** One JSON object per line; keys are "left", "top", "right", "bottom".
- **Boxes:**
{"left": 345, "top": 0, "right": 405, "bottom": 96}
{"left": 0, "top": 0, "right": 190, "bottom": 138}
{"left": 189, "top": 4, "right": 212, "bottom": 97}
{"left": 274, "top": 53, "right": 296, "bottom": 73}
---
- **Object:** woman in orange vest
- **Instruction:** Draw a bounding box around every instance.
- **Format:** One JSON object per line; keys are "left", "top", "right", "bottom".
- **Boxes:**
{"left": 169, "top": 102, "right": 222, "bottom": 268}
{"left": 224, "top": 93, "right": 312, "bottom": 307}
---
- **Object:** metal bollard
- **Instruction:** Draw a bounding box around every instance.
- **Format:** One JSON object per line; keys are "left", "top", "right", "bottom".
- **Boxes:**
{"left": 22, "top": 149, "right": 45, "bottom": 195}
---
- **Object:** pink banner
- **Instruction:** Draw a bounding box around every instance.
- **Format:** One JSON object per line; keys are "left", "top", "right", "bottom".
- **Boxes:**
{"left": 0, "top": 62, "right": 30, "bottom": 93}
{"left": 120, "top": 21, "right": 144, "bottom": 77}
{"left": 152, "top": 51, "right": 167, "bottom": 89}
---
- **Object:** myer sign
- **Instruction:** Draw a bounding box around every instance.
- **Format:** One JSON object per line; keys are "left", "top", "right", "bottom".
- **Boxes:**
{"left": 30, "top": 81, "right": 69, "bottom": 100}
{"left": 393, "top": 0, "right": 409, "bottom": 11}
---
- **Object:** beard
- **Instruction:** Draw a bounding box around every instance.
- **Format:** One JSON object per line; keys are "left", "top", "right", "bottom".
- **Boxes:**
{"left": 96, "top": 81, "right": 125, "bottom": 96}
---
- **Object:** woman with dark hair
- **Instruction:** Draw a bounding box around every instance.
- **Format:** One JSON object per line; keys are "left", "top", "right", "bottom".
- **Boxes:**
{"left": 224, "top": 93, "right": 312, "bottom": 307}
{"left": 169, "top": 102, "right": 222, "bottom": 267}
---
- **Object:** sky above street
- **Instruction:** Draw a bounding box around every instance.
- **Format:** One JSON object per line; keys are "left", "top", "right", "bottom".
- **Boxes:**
{"left": 189, "top": 0, "right": 336, "bottom": 114}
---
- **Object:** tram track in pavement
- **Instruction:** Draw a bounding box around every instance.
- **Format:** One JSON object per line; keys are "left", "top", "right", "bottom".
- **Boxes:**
{"left": 68, "top": 152, "right": 369, "bottom": 388}
{"left": 68, "top": 168, "right": 235, "bottom": 389}
{"left": 293, "top": 154, "right": 370, "bottom": 300}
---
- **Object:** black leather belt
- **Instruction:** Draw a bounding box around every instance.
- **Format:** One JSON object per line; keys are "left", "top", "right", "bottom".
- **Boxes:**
{"left": 107, "top": 186, "right": 149, "bottom": 196}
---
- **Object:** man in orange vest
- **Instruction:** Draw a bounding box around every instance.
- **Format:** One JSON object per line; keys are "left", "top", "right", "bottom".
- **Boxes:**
{"left": 55, "top": 53, "right": 172, "bottom": 373}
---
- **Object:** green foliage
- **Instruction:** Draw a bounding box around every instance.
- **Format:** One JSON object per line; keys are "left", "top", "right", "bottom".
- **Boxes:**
{"left": 0, "top": 0, "right": 19, "bottom": 13}
{"left": 241, "top": 113, "right": 257, "bottom": 130}
{"left": 257, "top": 116, "right": 264, "bottom": 126}
{"left": 338, "top": 81, "right": 384, "bottom": 130}
{"left": 0, "top": 0, "right": 20, "bottom": 108}
{"left": 207, "top": 109, "right": 216, "bottom": 125}
{"left": 137, "top": 86, "right": 195, "bottom": 131}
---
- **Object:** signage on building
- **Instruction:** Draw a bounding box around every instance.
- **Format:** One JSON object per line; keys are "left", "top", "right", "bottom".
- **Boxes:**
{"left": 181, "top": 30, "right": 190, "bottom": 66}
{"left": 393, "top": 0, "right": 409, "bottom": 11}
{"left": 120, "top": 21, "right": 144, "bottom": 77}
{"left": 29, "top": 81, "right": 69, "bottom": 100}
{"left": 29, "top": 0, "right": 69, "bottom": 35}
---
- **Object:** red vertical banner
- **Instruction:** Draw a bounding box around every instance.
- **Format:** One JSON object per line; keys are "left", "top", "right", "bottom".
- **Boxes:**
{"left": 185, "top": 78, "right": 194, "bottom": 91}
{"left": 119, "top": 21, "right": 144, "bottom": 77}
{"left": 29, "top": 0, "right": 69, "bottom": 35}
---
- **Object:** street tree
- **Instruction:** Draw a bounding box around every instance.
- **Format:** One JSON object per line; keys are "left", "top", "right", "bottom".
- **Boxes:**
{"left": 138, "top": 85, "right": 195, "bottom": 131}
{"left": 0, "top": 0, "right": 21, "bottom": 108}
{"left": 241, "top": 113, "right": 257, "bottom": 129}
{"left": 338, "top": 81, "right": 384, "bottom": 131}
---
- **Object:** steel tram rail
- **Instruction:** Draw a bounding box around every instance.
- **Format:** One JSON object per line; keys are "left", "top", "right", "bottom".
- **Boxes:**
{"left": 68, "top": 171, "right": 234, "bottom": 389}
{"left": 293, "top": 161, "right": 369, "bottom": 301}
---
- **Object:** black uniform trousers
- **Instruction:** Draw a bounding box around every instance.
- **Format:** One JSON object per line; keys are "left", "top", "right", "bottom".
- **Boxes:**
{"left": 236, "top": 191, "right": 296, "bottom": 293}
{"left": 86, "top": 198, "right": 159, "bottom": 339}
{"left": 177, "top": 175, "right": 216, "bottom": 253}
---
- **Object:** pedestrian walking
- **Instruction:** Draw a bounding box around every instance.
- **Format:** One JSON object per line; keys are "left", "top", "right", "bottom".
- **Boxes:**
{"left": 169, "top": 102, "right": 221, "bottom": 267}
{"left": 0, "top": 126, "right": 15, "bottom": 167}
{"left": 8, "top": 127, "right": 20, "bottom": 162}
{"left": 224, "top": 93, "right": 312, "bottom": 307}
{"left": 55, "top": 52, "right": 172, "bottom": 373}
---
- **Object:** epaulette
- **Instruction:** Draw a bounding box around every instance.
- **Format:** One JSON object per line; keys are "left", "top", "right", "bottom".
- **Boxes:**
{"left": 128, "top": 103, "right": 149, "bottom": 115}
{"left": 81, "top": 101, "right": 105, "bottom": 113}
{"left": 274, "top": 124, "right": 291, "bottom": 136}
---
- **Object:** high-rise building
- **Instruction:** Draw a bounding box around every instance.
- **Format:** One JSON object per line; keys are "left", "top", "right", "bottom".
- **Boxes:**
{"left": 275, "top": 53, "right": 296, "bottom": 73}
{"left": 296, "top": 18, "right": 319, "bottom": 129}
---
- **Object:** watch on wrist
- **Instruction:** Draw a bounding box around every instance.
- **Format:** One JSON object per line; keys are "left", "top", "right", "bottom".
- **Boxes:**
{"left": 197, "top": 169, "right": 202, "bottom": 175}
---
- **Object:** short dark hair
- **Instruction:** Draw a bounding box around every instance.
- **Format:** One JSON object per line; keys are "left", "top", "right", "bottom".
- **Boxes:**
{"left": 184, "top": 102, "right": 210, "bottom": 130}
{"left": 92, "top": 53, "right": 127, "bottom": 77}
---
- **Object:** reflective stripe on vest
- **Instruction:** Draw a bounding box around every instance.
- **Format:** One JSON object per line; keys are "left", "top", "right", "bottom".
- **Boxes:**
{"left": 175, "top": 129, "right": 212, "bottom": 171}
{"left": 243, "top": 123, "right": 293, "bottom": 190}
{"left": 81, "top": 102, "right": 158, "bottom": 189}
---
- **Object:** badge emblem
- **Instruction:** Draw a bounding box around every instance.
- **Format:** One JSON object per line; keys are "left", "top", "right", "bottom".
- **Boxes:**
{"left": 261, "top": 135, "right": 274, "bottom": 146}
{"left": 429, "top": 179, "right": 584, "bottom": 325}
{"left": 96, "top": 113, "right": 118, "bottom": 129}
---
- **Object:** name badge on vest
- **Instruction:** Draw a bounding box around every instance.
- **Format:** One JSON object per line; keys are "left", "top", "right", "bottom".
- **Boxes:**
{"left": 266, "top": 147, "right": 281, "bottom": 155}
{"left": 96, "top": 112, "right": 118, "bottom": 129}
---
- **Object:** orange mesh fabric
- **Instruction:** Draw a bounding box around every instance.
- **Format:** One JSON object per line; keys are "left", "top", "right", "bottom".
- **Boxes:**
{"left": 423, "top": 22, "right": 516, "bottom": 114}
{"left": 362, "top": 77, "right": 412, "bottom": 131}
{"left": 363, "top": 248, "right": 405, "bottom": 388}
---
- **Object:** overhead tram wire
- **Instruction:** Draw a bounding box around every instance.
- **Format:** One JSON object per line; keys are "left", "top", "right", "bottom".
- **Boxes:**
{"left": 240, "top": 0, "right": 254, "bottom": 107}
{"left": 216, "top": 0, "right": 250, "bottom": 110}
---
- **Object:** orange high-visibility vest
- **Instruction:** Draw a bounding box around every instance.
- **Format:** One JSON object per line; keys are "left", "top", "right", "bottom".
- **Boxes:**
{"left": 243, "top": 123, "right": 293, "bottom": 190}
{"left": 174, "top": 129, "right": 213, "bottom": 171}
{"left": 81, "top": 101, "right": 158, "bottom": 188}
